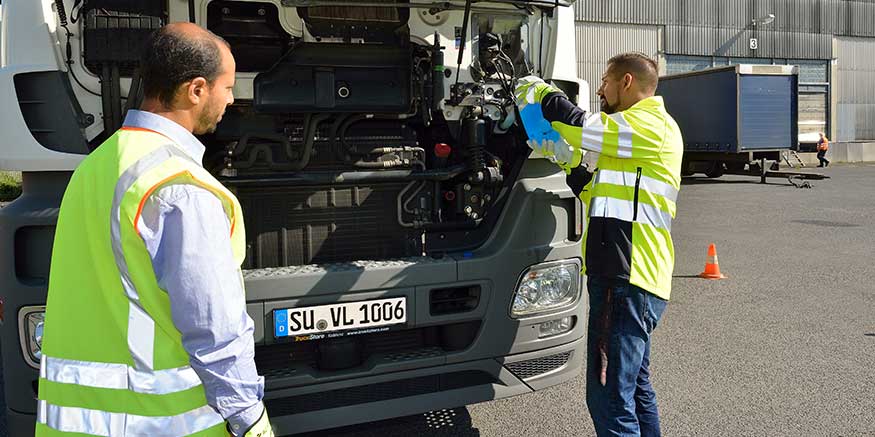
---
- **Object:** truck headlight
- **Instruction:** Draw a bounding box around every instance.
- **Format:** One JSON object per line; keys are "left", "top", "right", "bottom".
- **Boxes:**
{"left": 511, "top": 260, "right": 581, "bottom": 318}
{"left": 19, "top": 306, "right": 45, "bottom": 369}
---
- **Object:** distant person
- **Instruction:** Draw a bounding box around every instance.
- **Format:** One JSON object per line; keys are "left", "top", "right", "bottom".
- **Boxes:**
{"left": 817, "top": 132, "right": 830, "bottom": 167}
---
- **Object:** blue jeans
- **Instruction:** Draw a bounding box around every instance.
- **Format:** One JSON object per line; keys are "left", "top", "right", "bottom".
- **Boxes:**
{"left": 585, "top": 277, "right": 668, "bottom": 437}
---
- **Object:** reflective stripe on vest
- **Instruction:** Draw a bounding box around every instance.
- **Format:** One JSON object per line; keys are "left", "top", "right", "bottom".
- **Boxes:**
{"left": 110, "top": 144, "right": 196, "bottom": 371}
{"left": 40, "top": 355, "right": 202, "bottom": 395}
{"left": 38, "top": 401, "right": 224, "bottom": 437}
{"left": 589, "top": 196, "right": 673, "bottom": 232}
{"left": 595, "top": 169, "right": 678, "bottom": 203}
{"left": 589, "top": 168, "right": 677, "bottom": 232}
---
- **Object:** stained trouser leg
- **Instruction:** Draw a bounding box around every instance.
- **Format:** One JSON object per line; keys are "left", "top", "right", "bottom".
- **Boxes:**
{"left": 634, "top": 339, "right": 661, "bottom": 437}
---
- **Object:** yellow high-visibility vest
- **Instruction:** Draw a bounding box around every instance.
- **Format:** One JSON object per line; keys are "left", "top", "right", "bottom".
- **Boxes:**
{"left": 38, "top": 126, "right": 245, "bottom": 436}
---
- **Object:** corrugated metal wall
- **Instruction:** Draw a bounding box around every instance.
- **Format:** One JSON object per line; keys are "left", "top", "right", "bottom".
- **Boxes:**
{"left": 836, "top": 36, "right": 875, "bottom": 140}
{"left": 574, "top": 22, "right": 660, "bottom": 112}
{"left": 663, "top": 25, "right": 832, "bottom": 58}
{"left": 575, "top": 0, "right": 875, "bottom": 36}
{"left": 575, "top": 0, "right": 875, "bottom": 59}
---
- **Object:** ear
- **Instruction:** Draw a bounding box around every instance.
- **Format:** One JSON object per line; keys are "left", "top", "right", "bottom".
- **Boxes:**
{"left": 623, "top": 73, "right": 634, "bottom": 91}
{"left": 185, "top": 77, "right": 209, "bottom": 105}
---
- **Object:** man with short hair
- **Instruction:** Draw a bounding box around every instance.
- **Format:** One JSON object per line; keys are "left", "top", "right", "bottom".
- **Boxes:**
{"left": 38, "top": 23, "right": 272, "bottom": 437}
{"left": 516, "top": 52, "right": 683, "bottom": 436}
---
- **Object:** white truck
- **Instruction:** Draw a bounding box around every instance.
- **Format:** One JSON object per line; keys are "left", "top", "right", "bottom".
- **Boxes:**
{"left": 0, "top": 0, "right": 587, "bottom": 434}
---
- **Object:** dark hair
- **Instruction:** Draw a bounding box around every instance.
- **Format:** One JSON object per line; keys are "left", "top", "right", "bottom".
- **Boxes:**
{"left": 140, "top": 26, "right": 229, "bottom": 107}
{"left": 607, "top": 52, "right": 659, "bottom": 93}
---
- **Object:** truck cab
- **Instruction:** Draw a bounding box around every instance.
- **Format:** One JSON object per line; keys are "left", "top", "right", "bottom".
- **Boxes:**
{"left": 0, "top": 1, "right": 586, "bottom": 434}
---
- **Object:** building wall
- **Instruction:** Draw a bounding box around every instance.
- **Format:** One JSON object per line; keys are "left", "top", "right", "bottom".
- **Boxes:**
{"left": 835, "top": 36, "right": 875, "bottom": 140}
{"left": 574, "top": 0, "right": 875, "bottom": 141}
{"left": 574, "top": 0, "right": 875, "bottom": 38}
{"left": 574, "top": 22, "right": 660, "bottom": 112}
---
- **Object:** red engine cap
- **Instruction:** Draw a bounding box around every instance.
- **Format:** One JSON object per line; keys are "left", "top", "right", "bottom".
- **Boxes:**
{"left": 434, "top": 143, "right": 452, "bottom": 158}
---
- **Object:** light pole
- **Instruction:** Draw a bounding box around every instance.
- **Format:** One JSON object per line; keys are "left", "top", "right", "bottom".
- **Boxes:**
{"left": 749, "top": 14, "right": 775, "bottom": 53}
{"left": 751, "top": 13, "right": 776, "bottom": 27}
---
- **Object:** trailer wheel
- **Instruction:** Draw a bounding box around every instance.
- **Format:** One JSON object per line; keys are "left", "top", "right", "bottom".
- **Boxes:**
{"left": 705, "top": 162, "right": 725, "bottom": 178}
{"left": 726, "top": 162, "right": 746, "bottom": 173}
{"left": 681, "top": 161, "right": 694, "bottom": 177}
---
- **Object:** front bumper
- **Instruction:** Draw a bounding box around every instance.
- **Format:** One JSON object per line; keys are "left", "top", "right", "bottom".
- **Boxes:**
{"left": 3, "top": 337, "right": 585, "bottom": 436}
{"left": 266, "top": 335, "right": 585, "bottom": 435}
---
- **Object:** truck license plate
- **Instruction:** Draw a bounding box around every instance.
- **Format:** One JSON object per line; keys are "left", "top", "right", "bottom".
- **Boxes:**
{"left": 273, "top": 297, "right": 407, "bottom": 338}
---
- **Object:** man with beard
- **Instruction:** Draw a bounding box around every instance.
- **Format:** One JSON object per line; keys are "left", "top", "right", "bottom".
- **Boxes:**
{"left": 515, "top": 53, "right": 683, "bottom": 437}
{"left": 37, "top": 23, "right": 272, "bottom": 436}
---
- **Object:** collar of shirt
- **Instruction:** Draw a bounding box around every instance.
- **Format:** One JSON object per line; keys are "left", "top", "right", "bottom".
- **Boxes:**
{"left": 122, "top": 110, "right": 206, "bottom": 163}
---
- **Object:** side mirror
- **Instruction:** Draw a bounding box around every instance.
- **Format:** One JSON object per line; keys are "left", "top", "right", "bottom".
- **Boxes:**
{"left": 574, "top": 78, "right": 590, "bottom": 113}
{"left": 548, "top": 78, "right": 591, "bottom": 113}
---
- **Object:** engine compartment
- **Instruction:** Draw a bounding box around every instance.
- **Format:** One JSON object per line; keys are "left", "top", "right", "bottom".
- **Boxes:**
{"left": 73, "top": 0, "right": 551, "bottom": 269}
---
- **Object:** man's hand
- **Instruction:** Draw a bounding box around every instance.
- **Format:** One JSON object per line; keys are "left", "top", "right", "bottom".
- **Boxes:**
{"left": 514, "top": 75, "right": 563, "bottom": 107}
{"left": 232, "top": 409, "right": 274, "bottom": 437}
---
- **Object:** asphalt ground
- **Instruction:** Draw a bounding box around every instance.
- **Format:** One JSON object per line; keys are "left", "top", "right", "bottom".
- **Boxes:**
{"left": 3, "top": 164, "right": 874, "bottom": 436}
{"left": 297, "top": 164, "right": 875, "bottom": 436}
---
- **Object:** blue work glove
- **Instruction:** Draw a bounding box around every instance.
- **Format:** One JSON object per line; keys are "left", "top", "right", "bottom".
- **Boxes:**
{"left": 513, "top": 76, "right": 568, "bottom": 161}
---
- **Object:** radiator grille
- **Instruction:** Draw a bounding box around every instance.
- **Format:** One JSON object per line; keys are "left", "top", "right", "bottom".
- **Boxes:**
{"left": 236, "top": 182, "right": 422, "bottom": 268}
{"left": 505, "top": 351, "right": 573, "bottom": 380}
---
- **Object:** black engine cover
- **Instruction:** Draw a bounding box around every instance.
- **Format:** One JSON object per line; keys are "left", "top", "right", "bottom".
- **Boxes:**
{"left": 253, "top": 43, "right": 412, "bottom": 114}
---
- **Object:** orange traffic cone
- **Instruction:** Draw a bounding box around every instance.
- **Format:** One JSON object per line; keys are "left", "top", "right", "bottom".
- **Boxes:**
{"left": 699, "top": 243, "right": 727, "bottom": 280}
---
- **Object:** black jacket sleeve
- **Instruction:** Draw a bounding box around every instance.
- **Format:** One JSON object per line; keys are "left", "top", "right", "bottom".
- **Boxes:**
{"left": 541, "top": 92, "right": 593, "bottom": 196}
{"left": 541, "top": 92, "right": 588, "bottom": 127}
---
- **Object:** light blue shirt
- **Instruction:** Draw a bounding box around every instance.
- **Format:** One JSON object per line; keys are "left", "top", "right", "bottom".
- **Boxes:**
{"left": 124, "top": 110, "right": 264, "bottom": 434}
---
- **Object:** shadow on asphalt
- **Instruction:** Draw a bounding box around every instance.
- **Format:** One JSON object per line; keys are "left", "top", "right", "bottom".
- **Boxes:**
{"left": 681, "top": 177, "right": 787, "bottom": 186}
{"left": 791, "top": 219, "right": 861, "bottom": 228}
{"left": 292, "top": 408, "right": 481, "bottom": 437}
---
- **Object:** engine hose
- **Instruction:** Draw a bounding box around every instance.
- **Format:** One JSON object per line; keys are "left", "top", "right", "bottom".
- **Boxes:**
{"left": 402, "top": 162, "right": 427, "bottom": 214}
{"left": 338, "top": 114, "right": 371, "bottom": 157}
{"left": 221, "top": 164, "right": 468, "bottom": 186}
{"left": 329, "top": 114, "right": 353, "bottom": 161}
{"left": 370, "top": 147, "right": 426, "bottom": 155}
{"left": 286, "top": 114, "right": 331, "bottom": 171}
{"left": 397, "top": 162, "right": 427, "bottom": 228}
{"left": 225, "top": 114, "right": 328, "bottom": 172}
{"left": 354, "top": 159, "right": 406, "bottom": 169}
